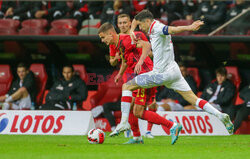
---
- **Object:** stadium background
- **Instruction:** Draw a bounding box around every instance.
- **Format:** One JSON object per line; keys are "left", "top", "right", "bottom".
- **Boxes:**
{"left": 0, "top": 0, "right": 249, "bottom": 131}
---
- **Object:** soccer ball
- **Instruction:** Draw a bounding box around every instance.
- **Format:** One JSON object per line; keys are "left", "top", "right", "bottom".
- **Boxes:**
{"left": 87, "top": 128, "right": 105, "bottom": 144}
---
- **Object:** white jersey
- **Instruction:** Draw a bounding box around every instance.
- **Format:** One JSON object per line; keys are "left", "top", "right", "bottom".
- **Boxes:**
{"left": 148, "top": 20, "right": 175, "bottom": 72}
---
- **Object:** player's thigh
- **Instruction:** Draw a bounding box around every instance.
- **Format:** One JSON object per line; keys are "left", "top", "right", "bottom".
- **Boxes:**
{"left": 123, "top": 79, "right": 141, "bottom": 91}
{"left": 134, "top": 71, "right": 164, "bottom": 89}
{"left": 164, "top": 66, "right": 191, "bottom": 92}
{"left": 176, "top": 90, "right": 198, "bottom": 106}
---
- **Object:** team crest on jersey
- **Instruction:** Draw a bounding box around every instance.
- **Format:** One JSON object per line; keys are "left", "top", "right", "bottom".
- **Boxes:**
{"left": 56, "top": 84, "right": 64, "bottom": 90}
{"left": 206, "top": 87, "right": 213, "bottom": 95}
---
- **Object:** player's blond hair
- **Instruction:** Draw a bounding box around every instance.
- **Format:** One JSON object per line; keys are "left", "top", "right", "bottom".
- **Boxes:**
{"left": 117, "top": 14, "right": 131, "bottom": 21}
{"left": 98, "top": 22, "right": 116, "bottom": 34}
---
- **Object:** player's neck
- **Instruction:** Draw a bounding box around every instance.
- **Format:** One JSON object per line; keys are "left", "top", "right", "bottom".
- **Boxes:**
{"left": 122, "top": 30, "right": 130, "bottom": 34}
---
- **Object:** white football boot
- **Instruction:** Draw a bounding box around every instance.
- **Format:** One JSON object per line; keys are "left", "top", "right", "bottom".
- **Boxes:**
{"left": 109, "top": 122, "right": 131, "bottom": 137}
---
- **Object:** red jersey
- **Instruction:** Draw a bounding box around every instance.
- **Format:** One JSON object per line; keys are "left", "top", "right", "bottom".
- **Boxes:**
{"left": 109, "top": 32, "right": 156, "bottom": 105}
{"left": 109, "top": 44, "right": 117, "bottom": 57}
{"left": 116, "top": 32, "right": 153, "bottom": 75}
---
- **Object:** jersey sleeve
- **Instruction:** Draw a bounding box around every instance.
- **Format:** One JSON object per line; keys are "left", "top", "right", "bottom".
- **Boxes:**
{"left": 109, "top": 45, "right": 116, "bottom": 57}
{"left": 154, "top": 22, "right": 169, "bottom": 36}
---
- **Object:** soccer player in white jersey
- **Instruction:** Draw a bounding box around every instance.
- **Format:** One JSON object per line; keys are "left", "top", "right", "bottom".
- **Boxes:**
{"left": 110, "top": 9, "right": 234, "bottom": 137}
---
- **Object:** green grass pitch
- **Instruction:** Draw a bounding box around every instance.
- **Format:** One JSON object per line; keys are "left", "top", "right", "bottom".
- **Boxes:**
{"left": 0, "top": 134, "right": 249, "bottom": 159}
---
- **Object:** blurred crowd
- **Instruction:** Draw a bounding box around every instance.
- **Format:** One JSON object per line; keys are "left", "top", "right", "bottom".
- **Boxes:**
{"left": 0, "top": 0, "right": 249, "bottom": 34}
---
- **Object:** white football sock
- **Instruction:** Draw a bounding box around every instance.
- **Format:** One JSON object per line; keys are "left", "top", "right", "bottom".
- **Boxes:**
{"left": 120, "top": 90, "right": 132, "bottom": 123}
{"left": 196, "top": 98, "right": 221, "bottom": 117}
{"left": 170, "top": 122, "right": 177, "bottom": 129}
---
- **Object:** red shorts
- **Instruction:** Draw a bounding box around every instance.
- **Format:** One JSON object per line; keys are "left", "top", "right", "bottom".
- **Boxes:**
{"left": 134, "top": 87, "right": 157, "bottom": 106}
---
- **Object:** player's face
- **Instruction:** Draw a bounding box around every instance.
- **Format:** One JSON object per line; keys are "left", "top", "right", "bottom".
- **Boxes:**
{"left": 216, "top": 73, "right": 226, "bottom": 85}
{"left": 117, "top": 17, "right": 131, "bottom": 34}
{"left": 137, "top": 20, "right": 150, "bottom": 33}
{"left": 99, "top": 32, "right": 113, "bottom": 45}
{"left": 63, "top": 67, "right": 74, "bottom": 81}
{"left": 17, "top": 67, "right": 28, "bottom": 80}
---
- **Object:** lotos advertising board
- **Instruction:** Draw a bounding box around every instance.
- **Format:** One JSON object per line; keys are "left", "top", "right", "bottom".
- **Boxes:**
{"left": 139, "top": 111, "right": 230, "bottom": 136}
{"left": 0, "top": 110, "right": 95, "bottom": 135}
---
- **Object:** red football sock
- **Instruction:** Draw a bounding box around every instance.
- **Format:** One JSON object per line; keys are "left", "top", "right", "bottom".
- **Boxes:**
{"left": 142, "top": 110, "right": 173, "bottom": 129}
{"left": 129, "top": 113, "right": 141, "bottom": 137}
{"left": 147, "top": 108, "right": 156, "bottom": 132}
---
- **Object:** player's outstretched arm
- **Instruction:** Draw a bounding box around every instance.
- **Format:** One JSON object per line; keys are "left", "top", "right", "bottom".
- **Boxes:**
{"left": 168, "top": 20, "right": 204, "bottom": 35}
{"left": 134, "top": 40, "right": 151, "bottom": 74}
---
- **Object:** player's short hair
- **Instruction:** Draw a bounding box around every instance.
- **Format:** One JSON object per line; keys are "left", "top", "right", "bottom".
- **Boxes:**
{"left": 215, "top": 67, "right": 227, "bottom": 76}
{"left": 135, "top": 9, "right": 154, "bottom": 22}
{"left": 117, "top": 14, "right": 131, "bottom": 21}
{"left": 17, "top": 62, "right": 28, "bottom": 70}
{"left": 98, "top": 22, "right": 115, "bottom": 34}
{"left": 63, "top": 64, "right": 74, "bottom": 72}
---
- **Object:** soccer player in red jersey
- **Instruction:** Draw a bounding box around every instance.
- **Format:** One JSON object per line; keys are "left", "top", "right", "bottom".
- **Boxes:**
{"left": 98, "top": 23, "right": 177, "bottom": 144}
{"left": 108, "top": 14, "right": 156, "bottom": 142}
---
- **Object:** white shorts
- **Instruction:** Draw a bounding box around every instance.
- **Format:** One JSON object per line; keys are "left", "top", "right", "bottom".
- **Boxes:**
{"left": 135, "top": 62, "right": 191, "bottom": 91}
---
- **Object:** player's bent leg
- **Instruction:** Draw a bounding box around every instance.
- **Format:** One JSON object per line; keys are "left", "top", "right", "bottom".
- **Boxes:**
{"left": 110, "top": 82, "right": 140, "bottom": 137}
{"left": 133, "top": 104, "right": 182, "bottom": 144}
{"left": 7, "top": 87, "right": 29, "bottom": 102}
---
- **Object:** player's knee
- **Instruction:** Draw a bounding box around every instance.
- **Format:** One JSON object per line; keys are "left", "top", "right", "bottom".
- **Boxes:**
{"left": 122, "top": 81, "right": 139, "bottom": 91}
{"left": 122, "top": 83, "right": 132, "bottom": 91}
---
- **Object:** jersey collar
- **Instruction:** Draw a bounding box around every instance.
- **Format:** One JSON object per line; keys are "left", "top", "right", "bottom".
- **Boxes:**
{"left": 148, "top": 20, "right": 156, "bottom": 36}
